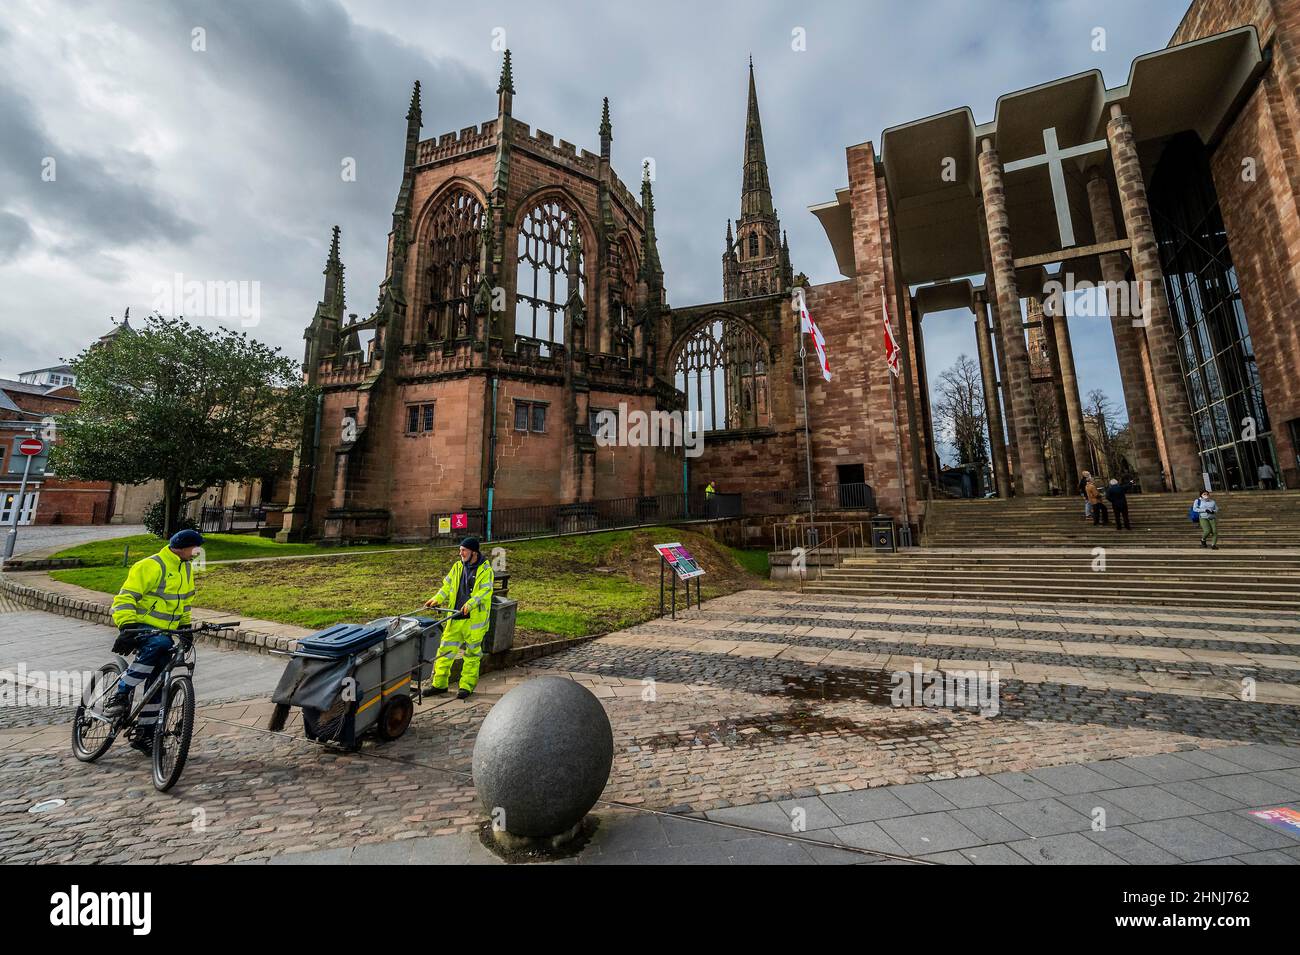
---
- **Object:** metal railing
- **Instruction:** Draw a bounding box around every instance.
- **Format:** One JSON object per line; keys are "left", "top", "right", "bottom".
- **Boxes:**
{"left": 428, "top": 482, "right": 877, "bottom": 545}
{"left": 200, "top": 505, "right": 267, "bottom": 534}
{"left": 772, "top": 520, "right": 870, "bottom": 589}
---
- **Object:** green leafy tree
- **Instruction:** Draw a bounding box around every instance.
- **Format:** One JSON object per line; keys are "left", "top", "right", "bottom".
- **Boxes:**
{"left": 52, "top": 314, "right": 313, "bottom": 537}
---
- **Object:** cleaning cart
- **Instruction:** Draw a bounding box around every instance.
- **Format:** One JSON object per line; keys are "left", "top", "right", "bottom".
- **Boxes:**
{"left": 267, "top": 610, "right": 452, "bottom": 748}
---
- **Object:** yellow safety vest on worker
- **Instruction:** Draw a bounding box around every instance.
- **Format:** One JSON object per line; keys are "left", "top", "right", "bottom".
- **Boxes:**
{"left": 429, "top": 556, "right": 495, "bottom": 692}
{"left": 111, "top": 546, "right": 195, "bottom": 631}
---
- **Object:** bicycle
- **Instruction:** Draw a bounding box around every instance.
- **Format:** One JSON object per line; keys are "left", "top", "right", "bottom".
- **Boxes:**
{"left": 72, "top": 620, "right": 240, "bottom": 792}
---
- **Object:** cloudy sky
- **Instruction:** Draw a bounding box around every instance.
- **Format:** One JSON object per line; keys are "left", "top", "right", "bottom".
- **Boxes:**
{"left": 0, "top": 0, "right": 1189, "bottom": 456}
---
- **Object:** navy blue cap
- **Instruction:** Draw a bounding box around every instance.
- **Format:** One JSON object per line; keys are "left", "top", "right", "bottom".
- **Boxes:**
{"left": 459, "top": 537, "right": 480, "bottom": 553}
{"left": 169, "top": 529, "right": 205, "bottom": 549}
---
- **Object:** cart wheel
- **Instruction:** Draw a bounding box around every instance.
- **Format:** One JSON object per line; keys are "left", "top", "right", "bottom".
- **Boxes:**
{"left": 376, "top": 694, "right": 414, "bottom": 741}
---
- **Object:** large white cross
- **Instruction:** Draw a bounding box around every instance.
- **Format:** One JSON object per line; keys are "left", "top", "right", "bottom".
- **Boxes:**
{"left": 1003, "top": 127, "right": 1109, "bottom": 248}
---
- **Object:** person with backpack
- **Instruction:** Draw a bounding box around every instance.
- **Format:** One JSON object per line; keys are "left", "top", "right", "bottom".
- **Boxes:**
{"left": 1192, "top": 491, "right": 1219, "bottom": 549}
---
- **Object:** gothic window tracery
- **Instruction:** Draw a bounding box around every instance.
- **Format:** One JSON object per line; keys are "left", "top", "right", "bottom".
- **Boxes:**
{"left": 607, "top": 239, "right": 638, "bottom": 358}
{"left": 422, "top": 189, "right": 485, "bottom": 341}
{"left": 747, "top": 232, "right": 759, "bottom": 259}
{"left": 515, "top": 199, "right": 583, "bottom": 346}
{"left": 674, "top": 316, "right": 771, "bottom": 432}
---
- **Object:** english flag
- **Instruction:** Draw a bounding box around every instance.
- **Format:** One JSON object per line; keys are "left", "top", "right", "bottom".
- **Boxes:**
{"left": 795, "top": 289, "right": 832, "bottom": 382}
{"left": 882, "top": 291, "right": 900, "bottom": 378}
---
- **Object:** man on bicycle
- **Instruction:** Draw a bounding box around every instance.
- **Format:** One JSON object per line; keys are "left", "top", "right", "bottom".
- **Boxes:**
{"left": 104, "top": 528, "right": 203, "bottom": 753}
{"left": 423, "top": 537, "right": 494, "bottom": 699}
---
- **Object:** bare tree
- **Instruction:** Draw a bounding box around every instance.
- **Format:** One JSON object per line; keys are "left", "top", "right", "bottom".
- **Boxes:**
{"left": 1083, "top": 388, "right": 1132, "bottom": 478}
{"left": 934, "top": 354, "right": 988, "bottom": 467}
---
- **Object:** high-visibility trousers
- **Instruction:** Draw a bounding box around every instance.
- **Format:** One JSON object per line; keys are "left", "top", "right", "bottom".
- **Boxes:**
{"left": 431, "top": 617, "right": 484, "bottom": 692}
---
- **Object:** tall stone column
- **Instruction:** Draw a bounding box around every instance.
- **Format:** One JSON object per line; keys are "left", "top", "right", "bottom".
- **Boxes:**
{"left": 976, "top": 202, "right": 1021, "bottom": 491}
{"left": 974, "top": 294, "right": 1010, "bottom": 497}
{"left": 1106, "top": 105, "right": 1201, "bottom": 491}
{"left": 978, "top": 138, "right": 1048, "bottom": 495}
{"left": 1027, "top": 292, "right": 1073, "bottom": 486}
{"left": 1041, "top": 294, "right": 1089, "bottom": 484}
{"left": 1085, "top": 165, "right": 1166, "bottom": 490}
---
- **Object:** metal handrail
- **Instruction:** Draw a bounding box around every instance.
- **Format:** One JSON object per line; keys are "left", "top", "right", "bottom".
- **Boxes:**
{"left": 774, "top": 521, "right": 867, "bottom": 590}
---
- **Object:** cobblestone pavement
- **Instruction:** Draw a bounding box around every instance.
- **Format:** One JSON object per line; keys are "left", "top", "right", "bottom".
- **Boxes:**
{"left": 2, "top": 591, "right": 1299, "bottom": 864}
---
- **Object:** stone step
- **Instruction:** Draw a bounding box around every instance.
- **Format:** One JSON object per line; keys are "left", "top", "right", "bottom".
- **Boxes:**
{"left": 801, "top": 580, "right": 1299, "bottom": 610}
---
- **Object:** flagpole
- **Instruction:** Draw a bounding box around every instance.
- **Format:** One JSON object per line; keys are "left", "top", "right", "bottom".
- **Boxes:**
{"left": 799, "top": 339, "right": 816, "bottom": 533}
{"left": 884, "top": 288, "right": 911, "bottom": 546}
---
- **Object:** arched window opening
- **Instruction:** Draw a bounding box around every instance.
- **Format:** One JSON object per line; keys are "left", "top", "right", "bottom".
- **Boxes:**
{"left": 516, "top": 199, "right": 583, "bottom": 348}
{"left": 747, "top": 232, "right": 759, "bottom": 259}
{"left": 607, "top": 240, "right": 638, "bottom": 359}
{"left": 422, "top": 190, "right": 484, "bottom": 342}
{"left": 674, "top": 317, "right": 771, "bottom": 432}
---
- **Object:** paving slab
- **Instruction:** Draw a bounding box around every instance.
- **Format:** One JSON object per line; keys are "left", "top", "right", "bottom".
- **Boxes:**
{"left": 1127, "top": 818, "right": 1255, "bottom": 862}
{"left": 877, "top": 812, "right": 985, "bottom": 855}
{"left": 924, "top": 775, "right": 1022, "bottom": 808}
{"left": 989, "top": 798, "right": 1092, "bottom": 837}
{"left": 1009, "top": 833, "right": 1127, "bottom": 865}
{"left": 1027, "top": 763, "right": 1122, "bottom": 795}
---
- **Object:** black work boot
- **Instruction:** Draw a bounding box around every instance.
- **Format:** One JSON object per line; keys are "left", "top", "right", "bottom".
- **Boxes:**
{"left": 457, "top": 688, "right": 472, "bottom": 700}
{"left": 129, "top": 733, "right": 154, "bottom": 757}
{"left": 426, "top": 686, "right": 448, "bottom": 696}
{"left": 103, "top": 691, "right": 131, "bottom": 723}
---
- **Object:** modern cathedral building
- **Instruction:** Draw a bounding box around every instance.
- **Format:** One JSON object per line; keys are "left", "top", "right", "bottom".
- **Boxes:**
{"left": 280, "top": 1, "right": 1300, "bottom": 543}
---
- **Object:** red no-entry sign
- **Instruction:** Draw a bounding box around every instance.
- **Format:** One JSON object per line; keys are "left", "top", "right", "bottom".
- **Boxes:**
{"left": 18, "top": 439, "right": 43, "bottom": 456}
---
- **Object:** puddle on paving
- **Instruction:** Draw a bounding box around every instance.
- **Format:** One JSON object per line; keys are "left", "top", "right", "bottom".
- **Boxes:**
{"left": 778, "top": 670, "right": 899, "bottom": 705}
{"left": 634, "top": 708, "right": 953, "bottom": 750}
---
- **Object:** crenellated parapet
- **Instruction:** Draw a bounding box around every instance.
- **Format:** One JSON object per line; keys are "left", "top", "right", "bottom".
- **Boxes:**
{"left": 416, "top": 120, "right": 498, "bottom": 166}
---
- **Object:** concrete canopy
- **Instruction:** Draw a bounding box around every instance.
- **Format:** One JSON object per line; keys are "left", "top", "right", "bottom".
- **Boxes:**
{"left": 812, "top": 26, "right": 1263, "bottom": 287}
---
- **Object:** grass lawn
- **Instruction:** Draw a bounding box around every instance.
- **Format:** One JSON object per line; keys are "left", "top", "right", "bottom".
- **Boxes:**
{"left": 50, "top": 528, "right": 780, "bottom": 645}
{"left": 51, "top": 533, "right": 404, "bottom": 568}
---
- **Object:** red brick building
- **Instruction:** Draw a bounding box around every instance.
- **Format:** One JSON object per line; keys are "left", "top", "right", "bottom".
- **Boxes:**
{"left": 814, "top": 0, "right": 1300, "bottom": 508}
{"left": 284, "top": 2, "right": 1300, "bottom": 543}
{"left": 1, "top": 379, "right": 114, "bottom": 526}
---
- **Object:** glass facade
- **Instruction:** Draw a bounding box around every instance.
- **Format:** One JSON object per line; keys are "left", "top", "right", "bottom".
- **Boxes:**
{"left": 1149, "top": 132, "right": 1276, "bottom": 490}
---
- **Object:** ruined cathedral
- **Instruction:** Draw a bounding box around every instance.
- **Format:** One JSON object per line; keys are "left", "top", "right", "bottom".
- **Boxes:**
{"left": 282, "top": 3, "right": 1300, "bottom": 543}
{"left": 279, "top": 54, "right": 816, "bottom": 543}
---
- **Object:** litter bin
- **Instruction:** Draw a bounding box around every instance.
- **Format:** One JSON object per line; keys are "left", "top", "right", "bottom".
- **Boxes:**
{"left": 486, "top": 595, "right": 517, "bottom": 654}
{"left": 871, "top": 516, "right": 897, "bottom": 553}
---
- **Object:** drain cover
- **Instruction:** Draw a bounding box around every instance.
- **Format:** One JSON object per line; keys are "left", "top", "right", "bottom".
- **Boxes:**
{"left": 28, "top": 798, "right": 66, "bottom": 814}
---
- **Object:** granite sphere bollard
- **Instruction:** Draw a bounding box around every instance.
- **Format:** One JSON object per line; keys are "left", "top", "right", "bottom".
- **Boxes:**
{"left": 472, "top": 675, "right": 614, "bottom": 844}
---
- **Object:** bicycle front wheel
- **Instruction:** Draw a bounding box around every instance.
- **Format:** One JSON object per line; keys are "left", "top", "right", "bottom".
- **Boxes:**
{"left": 152, "top": 675, "right": 195, "bottom": 792}
{"left": 72, "top": 662, "right": 122, "bottom": 762}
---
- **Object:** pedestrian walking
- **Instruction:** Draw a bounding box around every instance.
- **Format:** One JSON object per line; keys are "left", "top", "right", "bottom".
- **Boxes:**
{"left": 1086, "top": 476, "right": 1109, "bottom": 526}
{"left": 1192, "top": 490, "right": 1219, "bottom": 549}
{"left": 1078, "top": 471, "right": 1093, "bottom": 521}
{"left": 1105, "top": 478, "right": 1136, "bottom": 531}
{"left": 1257, "top": 461, "right": 1277, "bottom": 490}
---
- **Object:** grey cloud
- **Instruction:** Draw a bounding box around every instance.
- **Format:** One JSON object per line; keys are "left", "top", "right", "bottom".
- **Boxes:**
{"left": 0, "top": 210, "right": 34, "bottom": 262}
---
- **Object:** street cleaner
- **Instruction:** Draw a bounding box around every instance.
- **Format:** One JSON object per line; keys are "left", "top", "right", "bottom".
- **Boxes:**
{"left": 424, "top": 536, "right": 494, "bottom": 699}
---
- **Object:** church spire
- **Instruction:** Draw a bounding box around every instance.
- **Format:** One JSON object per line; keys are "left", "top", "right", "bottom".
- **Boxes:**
{"left": 497, "top": 49, "right": 514, "bottom": 115}
{"left": 599, "top": 96, "right": 612, "bottom": 160}
{"left": 324, "top": 224, "right": 345, "bottom": 309}
{"left": 741, "top": 59, "right": 773, "bottom": 218}
{"left": 639, "top": 161, "right": 663, "bottom": 287}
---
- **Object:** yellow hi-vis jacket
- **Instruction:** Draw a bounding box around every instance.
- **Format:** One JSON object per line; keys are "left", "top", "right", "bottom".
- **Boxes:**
{"left": 111, "top": 546, "right": 195, "bottom": 631}
{"left": 431, "top": 557, "right": 494, "bottom": 634}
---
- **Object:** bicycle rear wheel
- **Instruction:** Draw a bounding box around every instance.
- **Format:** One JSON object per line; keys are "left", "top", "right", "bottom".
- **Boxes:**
{"left": 152, "top": 675, "right": 195, "bottom": 792}
{"left": 72, "top": 663, "right": 122, "bottom": 762}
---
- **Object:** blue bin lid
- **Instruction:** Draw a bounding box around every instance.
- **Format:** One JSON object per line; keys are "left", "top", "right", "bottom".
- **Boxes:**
{"left": 296, "top": 622, "right": 390, "bottom": 658}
